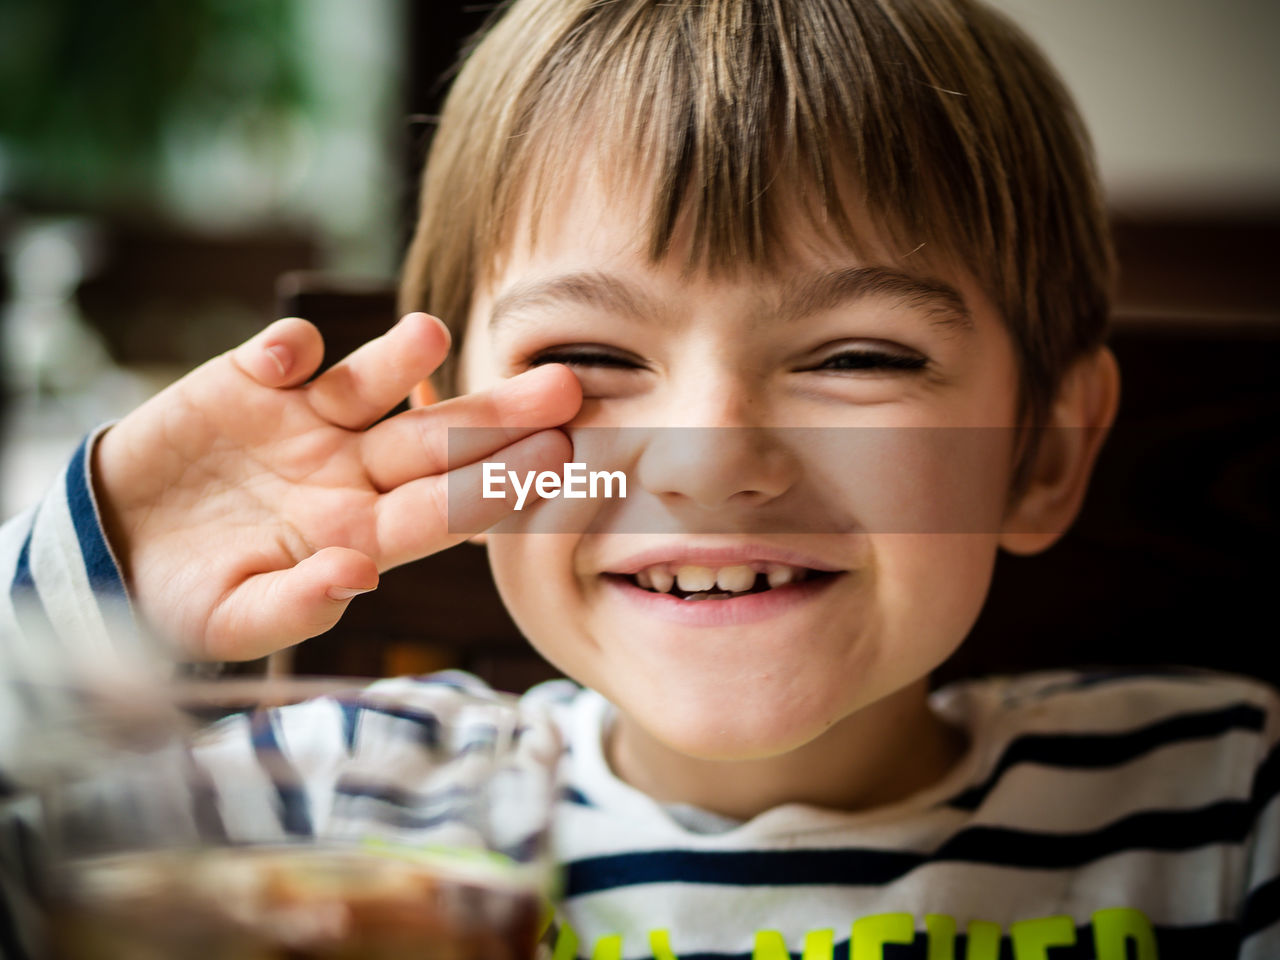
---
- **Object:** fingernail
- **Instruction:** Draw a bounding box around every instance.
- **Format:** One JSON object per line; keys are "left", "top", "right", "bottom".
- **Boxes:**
{"left": 395, "top": 311, "right": 429, "bottom": 330}
{"left": 265, "top": 344, "right": 291, "bottom": 378}
{"left": 328, "top": 586, "right": 374, "bottom": 602}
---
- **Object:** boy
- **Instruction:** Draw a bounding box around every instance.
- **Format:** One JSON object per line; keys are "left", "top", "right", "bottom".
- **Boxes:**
{"left": 3, "top": 0, "right": 1279, "bottom": 956}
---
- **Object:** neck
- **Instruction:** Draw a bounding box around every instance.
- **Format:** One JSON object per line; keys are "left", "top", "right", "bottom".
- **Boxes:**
{"left": 605, "top": 678, "right": 967, "bottom": 823}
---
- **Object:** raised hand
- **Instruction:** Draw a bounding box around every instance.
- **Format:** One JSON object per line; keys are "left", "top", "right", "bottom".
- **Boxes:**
{"left": 91, "top": 313, "right": 580, "bottom": 661}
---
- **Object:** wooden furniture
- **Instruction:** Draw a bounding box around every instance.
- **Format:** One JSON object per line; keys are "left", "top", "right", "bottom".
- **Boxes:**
{"left": 941, "top": 314, "right": 1280, "bottom": 688}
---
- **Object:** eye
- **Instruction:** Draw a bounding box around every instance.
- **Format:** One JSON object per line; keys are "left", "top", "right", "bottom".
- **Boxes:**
{"left": 800, "top": 345, "right": 928, "bottom": 374}
{"left": 527, "top": 346, "right": 646, "bottom": 371}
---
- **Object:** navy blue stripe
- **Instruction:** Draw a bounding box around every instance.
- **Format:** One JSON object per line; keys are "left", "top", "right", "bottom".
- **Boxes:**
{"left": 183, "top": 747, "right": 230, "bottom": 844}
{"left": 65, "top": 435, "right": 125, "bottom": 597}
{"left": 11, "top": 527, "right": 36, "bottom": 595}
{"left": 1235, "top": 743, "right": 1280, "bottom": 937}
{"left": 566, "top": 847, "right": 920, "bottom": 893}
{"left": 335, "top": 802, "right": 465, "bottom": 833}
{"left": 350, "top": 699, "right": 508, "bottom": 756}
{"left": 1242, "top": 874, "right": 1280, "bottom": 937}
{"left": 338, "top": 701, "right": 361, "bottom": 751}
{"left": 949, "top": 703, "right": 1266, "bottom": 810}
{"left": 250, "top": 712, "right": 313, "bottom": 836}
{"left": 498, "top": 833, "right": 544, "bottom": 865}
{"left": 934, "top": 799, "right": 1251, "bottom": 867}
{"left": 334, "top": 783, "right": 476, "bottom": 832}
{"left": 351, "top": 702, "right": 442, "bottom": 746}
{"left": 336, "top": 779, "right": 476, "bottom": 813}
{"left": 565, "top": 799, "right": 1254, "bottom": 896}
{"left": 1152, "top": 923, "right": 1242, "bottom": 960}
{"left": 561, "top": 785, "right": 593, "bottom": 807}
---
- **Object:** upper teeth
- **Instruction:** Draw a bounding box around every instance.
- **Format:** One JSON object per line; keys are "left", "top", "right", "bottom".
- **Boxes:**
{"left": 677, "top": 566, "right": 720, "bottom": 592}
{"left": 766, "top": 566, "right": 796, "bottom": 588}
{"left": 629, "top": 563, "right": 807, "bottom": 594}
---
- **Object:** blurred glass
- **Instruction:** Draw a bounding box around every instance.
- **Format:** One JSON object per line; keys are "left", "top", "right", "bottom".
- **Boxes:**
{"left": 11, "top": 670, "right": 554, "bottom": 959}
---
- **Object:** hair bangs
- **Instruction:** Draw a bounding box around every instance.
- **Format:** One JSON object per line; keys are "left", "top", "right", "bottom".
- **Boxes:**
{"left": 497, "top": 0, "right": 955, "bottom": 284}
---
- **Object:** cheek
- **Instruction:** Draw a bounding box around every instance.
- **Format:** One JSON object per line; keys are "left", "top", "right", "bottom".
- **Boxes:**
{"left": 802, "top": 424, "right": 1015, "bottom": 535}
{"left": 871, "top": 533, "right": 998, "bottom": 671}
{"left": 484, "top": 535, "right": 586, "bottom": 674}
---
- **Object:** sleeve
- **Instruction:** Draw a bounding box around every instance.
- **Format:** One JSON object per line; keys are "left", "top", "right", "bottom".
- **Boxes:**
{"left": 0, "top": 428, "right": 149, "bottom": 958}
{"left": 1238, "top": 684, "right": 1280, "bottom": 958}
{"left": 0, "top": 426, "right": 143, "bottom": 670}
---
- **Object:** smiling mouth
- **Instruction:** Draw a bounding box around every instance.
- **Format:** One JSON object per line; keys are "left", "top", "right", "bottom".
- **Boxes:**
{"left": 606, "top": 563, "right": 840, "bottom": 601}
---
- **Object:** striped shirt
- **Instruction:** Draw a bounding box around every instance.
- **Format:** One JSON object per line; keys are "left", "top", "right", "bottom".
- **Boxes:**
{"left": 2, "top": 434, "right": 1279, "bottom": 959}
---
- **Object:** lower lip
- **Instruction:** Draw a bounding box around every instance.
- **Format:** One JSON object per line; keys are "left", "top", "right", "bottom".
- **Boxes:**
{"left": 601, "top": 573, "right": 845, "bottom": 626}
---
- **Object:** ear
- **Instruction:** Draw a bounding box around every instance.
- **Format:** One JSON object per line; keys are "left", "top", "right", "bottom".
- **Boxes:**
{"left": 999, "top": 346, "right": 1120, "bottom": 555}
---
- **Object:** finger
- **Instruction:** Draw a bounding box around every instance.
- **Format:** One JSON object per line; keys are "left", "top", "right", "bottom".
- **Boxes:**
{"left": 230, "top": 317, "right": 326, "bottom": 389}
{"left": 410, "top": 379, "right": 438, "bottom": 406}
{"left": 307, "top": 312, "right": 451, "bottom": 430}
{"left": 203, "top": 547, "right": 379, "bottom": 660}
{"left": 360, "top": 363, "right": 582, "bottom": 492}
{"left": 373, "top": 428, "right": 573, "bottom": 569}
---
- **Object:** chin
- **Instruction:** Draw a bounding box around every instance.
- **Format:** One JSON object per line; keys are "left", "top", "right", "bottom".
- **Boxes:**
{"left": 614, "top": 680, "right": 851, "bottom": 763}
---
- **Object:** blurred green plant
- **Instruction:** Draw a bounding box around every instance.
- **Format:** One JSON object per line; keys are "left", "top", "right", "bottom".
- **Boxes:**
{"left": 0, "top": 0, "right": 310, "bottom": 215}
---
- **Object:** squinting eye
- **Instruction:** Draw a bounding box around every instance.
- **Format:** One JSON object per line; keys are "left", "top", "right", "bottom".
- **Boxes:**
{"left": 807, "top": 350, "right": 928, "bottom": 373}
{"left": 528, "top": 348, "right": 644, "bottom": 371}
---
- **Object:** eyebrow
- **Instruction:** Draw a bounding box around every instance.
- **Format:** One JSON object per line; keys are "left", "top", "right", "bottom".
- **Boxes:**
{"left": 488, "top": 265, "right": 973, "bottom": 334}
{"left": 490, "top": 272, "right": 659, "bottom": 332}
{"left": 781, "top": 266, "right": 974, "bottom": 333}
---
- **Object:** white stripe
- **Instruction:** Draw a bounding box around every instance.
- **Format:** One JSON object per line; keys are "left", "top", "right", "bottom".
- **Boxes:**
{"left": 191, "top": 714, "right": 293, "bottom": 844}
{"left": 965, "top": 731, "right": 1261, "bottom": 832}
{"left": 28, "top": 467, "right": 118, "bottom": 656}
{"left": 0, "top": 504, "right": 35, "bottom": 651}
{"left": 959, "top": 672, "right": 1276, "bottom": 736}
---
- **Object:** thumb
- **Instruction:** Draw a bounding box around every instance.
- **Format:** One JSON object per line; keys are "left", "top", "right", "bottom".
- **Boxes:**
{"left": 204, "top": 547, "right": 379, "bottom": 660}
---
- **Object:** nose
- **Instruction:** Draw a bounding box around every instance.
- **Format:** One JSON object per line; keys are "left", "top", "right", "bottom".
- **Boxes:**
{"left": 634, "top": 368, "right": 800, "bottom": 510}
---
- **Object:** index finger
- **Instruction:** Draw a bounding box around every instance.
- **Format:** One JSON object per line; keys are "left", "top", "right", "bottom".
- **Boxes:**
{"left": 359, "top": 363, "right": 582, "bottom": 491}
{"left": 307, "top": 312, "right": 451, "bottom": 430}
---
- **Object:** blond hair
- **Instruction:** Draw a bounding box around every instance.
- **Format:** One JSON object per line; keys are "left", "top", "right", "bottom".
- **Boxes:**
{"left": 400, "top": 0, "right": 1113, "bottom": 433}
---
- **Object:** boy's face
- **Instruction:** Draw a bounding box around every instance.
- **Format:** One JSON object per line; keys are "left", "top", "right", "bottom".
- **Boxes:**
{"left": 457, "top": 171, "right": 1023, "bottom": 763}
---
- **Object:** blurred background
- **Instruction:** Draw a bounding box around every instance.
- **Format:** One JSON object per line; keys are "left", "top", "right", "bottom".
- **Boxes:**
{"left": 0, "top": 1, "right": 1276, "bottom": 683}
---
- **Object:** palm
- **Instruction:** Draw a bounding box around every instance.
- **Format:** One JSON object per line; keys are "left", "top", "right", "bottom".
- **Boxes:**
{"left": 93, "top": 315, "right": 579, "bottom": 661}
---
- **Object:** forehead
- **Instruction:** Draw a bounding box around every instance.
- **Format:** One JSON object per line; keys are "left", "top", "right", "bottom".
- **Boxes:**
{"left": 468, "top": 157, "right": 984, "bottom": 336}
{"left": 477, "top": 153, "right": 969, "bottom": 304}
